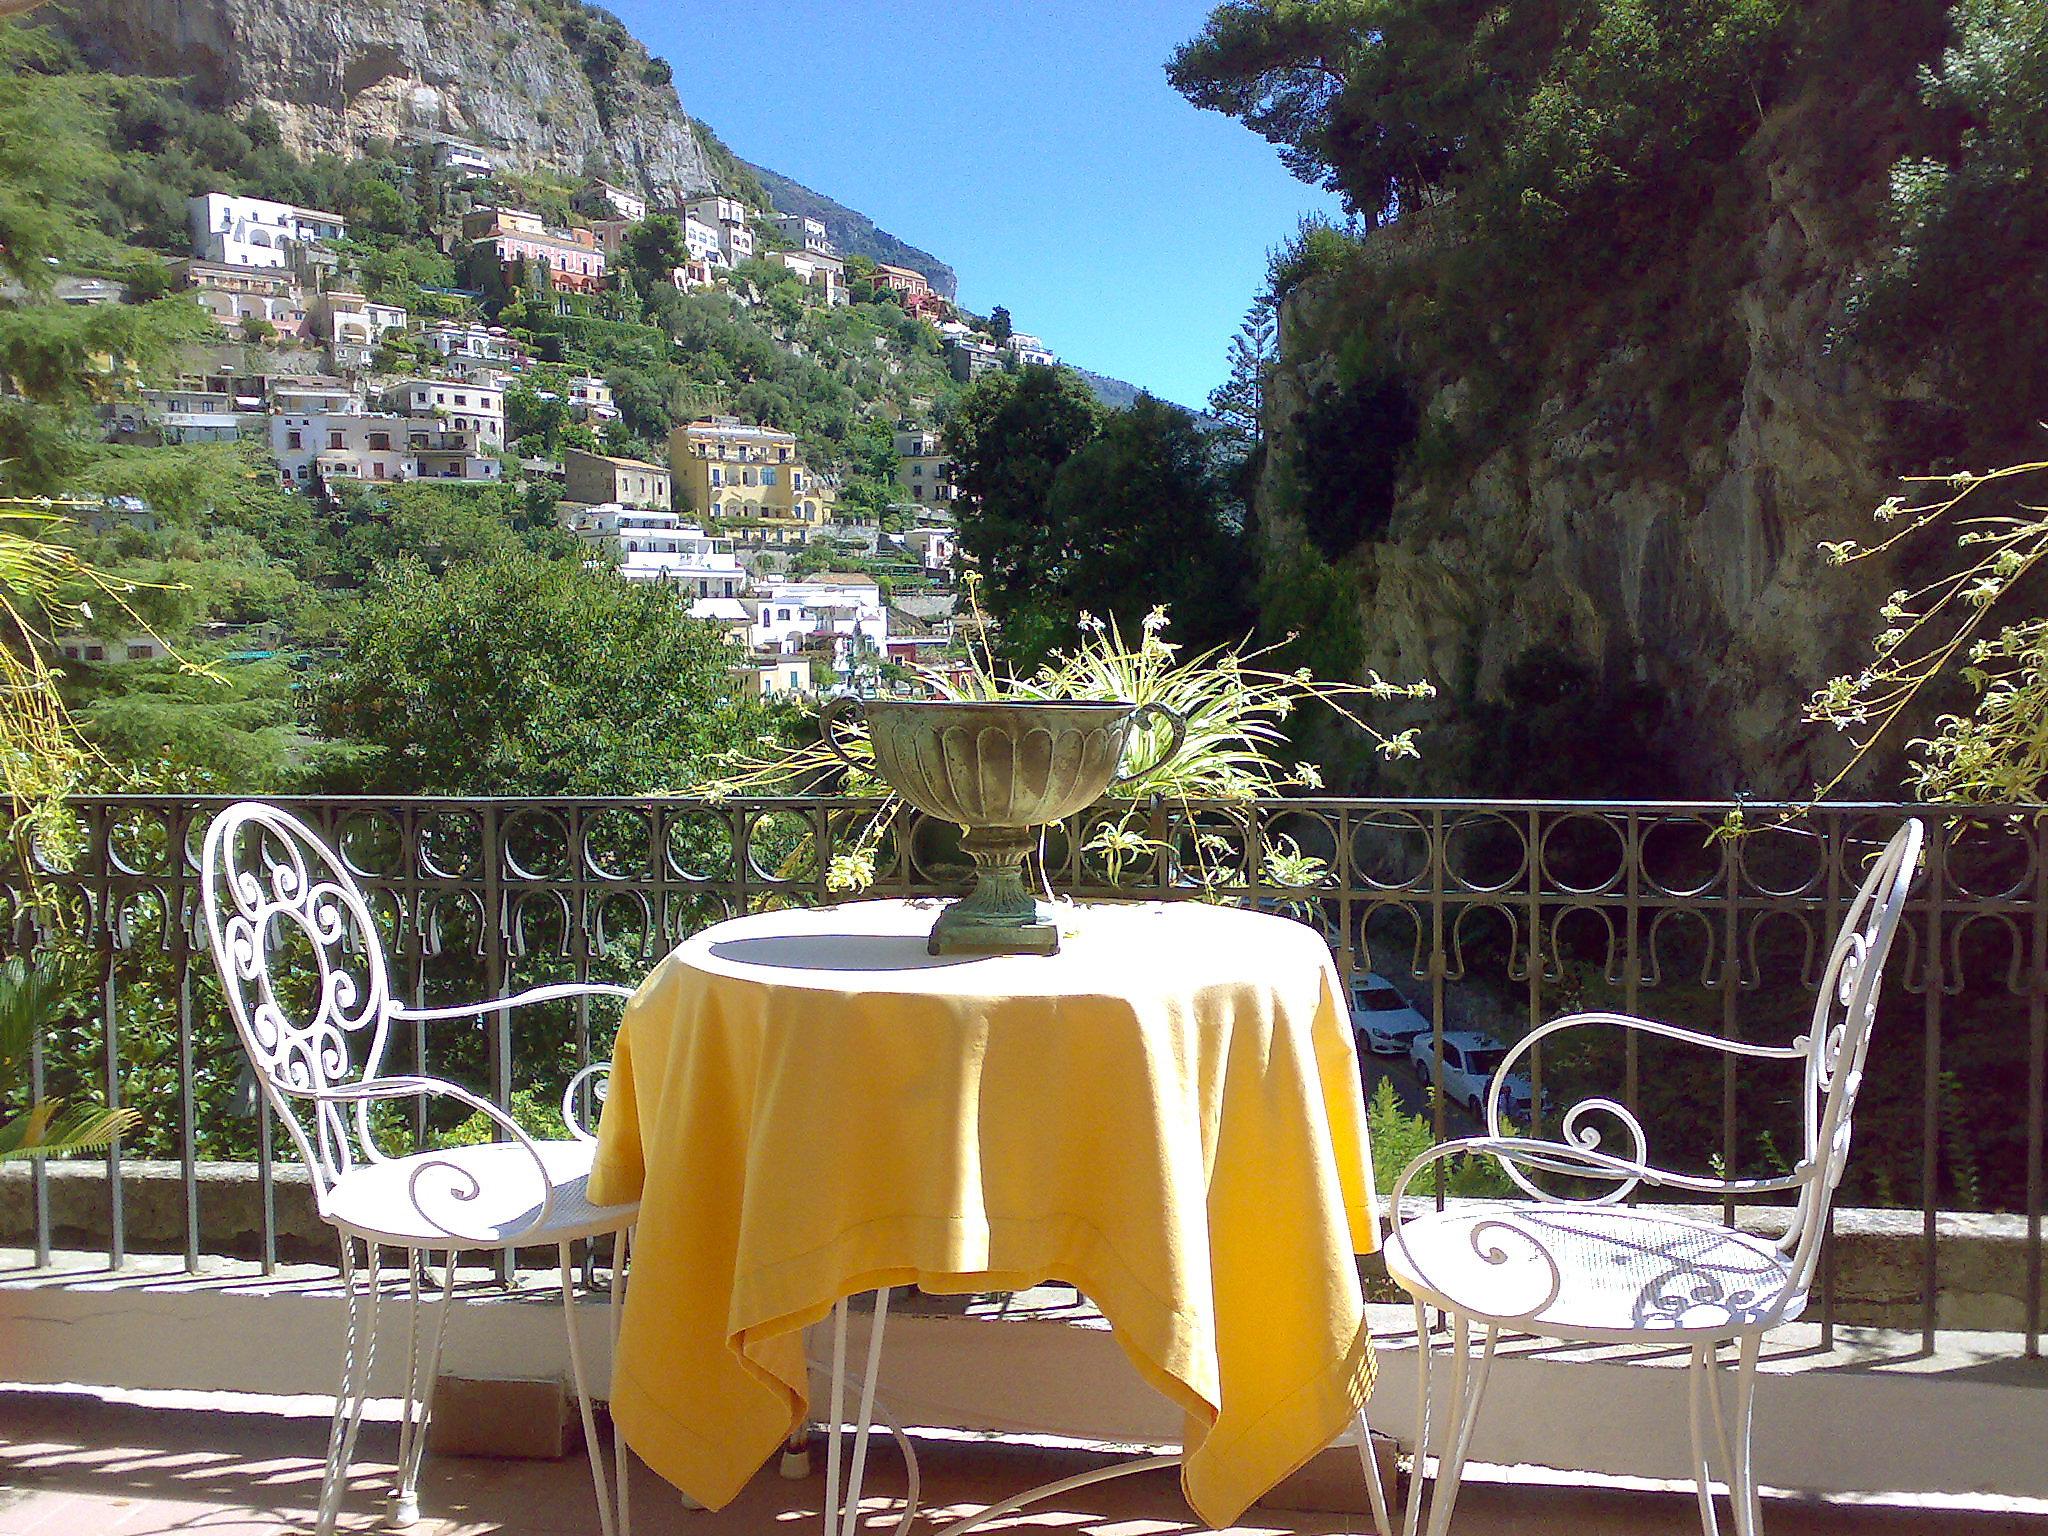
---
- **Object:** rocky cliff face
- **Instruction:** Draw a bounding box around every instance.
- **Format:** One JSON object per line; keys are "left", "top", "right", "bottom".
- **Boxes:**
{"left": 1257, "top": 60, "right": 1929, "bottom": 799}
{"left": 55, "top": 0, "right": 717, "bottom": 204}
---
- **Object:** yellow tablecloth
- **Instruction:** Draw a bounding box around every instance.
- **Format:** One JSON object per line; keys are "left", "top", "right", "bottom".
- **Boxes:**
{"left": 587, "top": 897, "right": 1379, "bottom": 1527}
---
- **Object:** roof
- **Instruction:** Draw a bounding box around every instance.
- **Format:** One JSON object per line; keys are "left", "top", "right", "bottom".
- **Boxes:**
{"left": 679, "top": 418, "right": 796, "bottom": 443}
{"left": 567, "top": 447, "right": 666, "bottom": 473}
{"left": 690, "top": 598, "right": 751, "bottom": 623}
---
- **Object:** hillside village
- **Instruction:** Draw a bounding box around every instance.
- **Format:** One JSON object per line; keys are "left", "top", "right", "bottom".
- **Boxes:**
{"left": 78, "top": 157, "right": 1066, "bottom": 702}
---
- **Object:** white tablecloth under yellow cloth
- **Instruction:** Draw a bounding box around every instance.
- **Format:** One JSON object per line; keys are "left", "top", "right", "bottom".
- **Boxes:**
{"left": 587, "top": 897, "right": 1379, "bottom": 1527}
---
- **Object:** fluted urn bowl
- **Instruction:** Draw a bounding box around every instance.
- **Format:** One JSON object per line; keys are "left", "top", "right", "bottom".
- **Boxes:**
{"left": 820, "top": 698, "right": 1184, "bottom": 954}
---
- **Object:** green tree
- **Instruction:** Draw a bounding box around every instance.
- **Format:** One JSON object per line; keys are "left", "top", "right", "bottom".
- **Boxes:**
{"left": 624, "top": 213, "right": 689, "bottom": 288}
{"left": 1036, "top": 395, "right": 1254, "bottom": 658}
{"left": 945, "top": 365, "right": 1105, "bottom": 655}
{"left": 987, "top": 305, "right": 1013, "bottom": 344}
{"left": 307, "top": 552, "right": 753, "bottom": 795}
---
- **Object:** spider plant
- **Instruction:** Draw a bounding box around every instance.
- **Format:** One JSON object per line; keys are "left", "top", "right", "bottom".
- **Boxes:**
{"left": 707, "top": 583, "right": 1433, "bottom": 898}
{"left": 0, "top": 953, "right": 139, "bottom": 1161}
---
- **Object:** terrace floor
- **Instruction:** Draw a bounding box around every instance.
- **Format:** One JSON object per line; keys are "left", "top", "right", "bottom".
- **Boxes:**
{"left": 4, "top": 1387, "right": 2046, "bottom": 1536}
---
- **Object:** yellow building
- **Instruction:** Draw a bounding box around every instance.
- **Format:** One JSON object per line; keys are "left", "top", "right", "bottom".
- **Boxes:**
{"left": 669, "top": 416, "right": 829, "bottom": 539}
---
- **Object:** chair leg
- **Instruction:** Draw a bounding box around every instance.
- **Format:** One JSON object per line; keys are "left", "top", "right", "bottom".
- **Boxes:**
{"left": 1352, "top": 1402, "right": 1394, "bottom": 1536}
{"left": 836, "top": 1287, "right": 891, "bottom": 1536}
{"left": 390, "top": 1249, "right": 457, "bottom": 1526}
{"left": 823, "top": 1297, "right": 848, "bottom": 1536}
{"left": 316, "top": 1237, "right": 380, "bottom": 1536}
{"left": 1423, "top": 1316, "right": 1496, "bottom": 1536}
{"left": 1402, "top": 1301, "right": 1432, "bottom": 1536}
{"left": 1688, "top": 1344, "right": 1724, "bottom": 1536}
{"left": 1728, "top": 1334, "right": 1764, "bottom": 1536}
{"left": 611, "top": 1227, "right": 633, "bottom": 1536}
{"left": 561, "top": 1241, "right": 619, "bottom": 1536}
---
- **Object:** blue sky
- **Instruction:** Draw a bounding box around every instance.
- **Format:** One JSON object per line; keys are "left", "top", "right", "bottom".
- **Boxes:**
{"left": 608, "top": 0, "right": 1344, "bottom": 412}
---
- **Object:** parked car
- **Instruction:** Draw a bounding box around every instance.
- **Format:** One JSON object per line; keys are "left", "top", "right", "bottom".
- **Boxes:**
{"left": 1406, "top": 1029, "right": 1538, "bottom": 1122}
{"left": 1350, "top": 972, "right": 1431, "bottom": 1055}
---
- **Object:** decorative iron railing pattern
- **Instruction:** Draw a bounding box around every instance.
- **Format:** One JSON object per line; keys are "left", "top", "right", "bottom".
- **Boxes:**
{"left": 3, "top": 795, "right": 2042, "bottom": 1360}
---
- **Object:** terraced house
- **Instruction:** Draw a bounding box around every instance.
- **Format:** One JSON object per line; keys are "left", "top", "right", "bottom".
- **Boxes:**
{"left": 669, "top": 415, "right": 829, "bottom": 542}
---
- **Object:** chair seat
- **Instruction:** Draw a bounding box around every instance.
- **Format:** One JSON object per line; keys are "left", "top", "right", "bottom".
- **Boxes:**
{"left": 1384, "top": 1203, "right": 1800, "bottom": 1342}
{"left": 324, "top": 1139, "right": 638, "bottom": 1249}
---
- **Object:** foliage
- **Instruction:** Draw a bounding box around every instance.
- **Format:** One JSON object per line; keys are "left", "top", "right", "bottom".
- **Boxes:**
{"left": 1466, "top": 645, "right": 1674, "bottom": 798}
{"left": 1288, "top": 368, "right": 1419, "bottom": 558}
{"left": 1036, "top": 395, "right": 1256, "bottom": 655}
{"left": 306, "top": 551, "right": 762, "bottom": 796}
{"left": 1846, "top": 1, "right": 2048, "bottom": 452}
{"left": 1169, "top": 0, "right": 1807, "bottom": 481}
{"left": 1208, "top": 296, "right": 1276, "bottom": 447}
{"left": 1363, "top": 1079, "right": 1513, "bottom": 1198}
{"left": 944, "top": 365, "right": 1106, "bottom": 659}
{"left": 1808, "top": 460, "right": 2048, "bottom": 801}
{"left": 0, "top": 954, "right": 140, "bottom": 1162}
{"left": 1265, "top": 213, "right": 1361, "bottom": 302}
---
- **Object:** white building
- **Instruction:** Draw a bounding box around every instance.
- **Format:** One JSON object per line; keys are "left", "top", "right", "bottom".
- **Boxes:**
{"left": 770, "top": 213, "right": 832, "bottom": 255}
{"left": 681, "top": 216, "right": 725, "bottom": 265}
{"left": 582, "top": 180, "right": 647, "bottom": 223}
{"left": 269, "top": 409, "right": 411, "bottom": 488}
{"left": 901, "top": 526, "right": 957, "bottom": 572}
{"left": 422, "top": 320, "right": 528, "bottom": 371}
{"left": 766, "top": 248, "right": 847, "bottom": 306}
{"left": 1005, "top": 332, "right": 1058, "bottom": 368}
{"left": 310, "top": 291, "right": 407, "bottom": 370}
{"left": 178, "top": 260, "right": 306, "bottom": 335}
{"left": 750, "top": 578, "right": 889, "bottom": 673}
{"left": 680, "top": 196, "right": 753, "bottom": 263}
{"left": 432, "top": 141, "right": 495, "bottom": 180}
{"left": 188, "top": 193, "right": 346, "bottom": 269}
{"left": 119, "top": 387, "right": 265, "bottom": 445}
{"left": 566, "top": 375, "right": 618, "bottom": 423}
{"left": 571, "top": 506, "right": 744, "bottom": 595}
{"left": 383, "top": 378, "right": 506, "bottom": 451}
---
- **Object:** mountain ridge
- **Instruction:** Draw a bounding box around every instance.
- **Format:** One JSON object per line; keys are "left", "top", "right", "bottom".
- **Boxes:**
{"left": 49, "top": 0, "right": 953, "bottom": 303}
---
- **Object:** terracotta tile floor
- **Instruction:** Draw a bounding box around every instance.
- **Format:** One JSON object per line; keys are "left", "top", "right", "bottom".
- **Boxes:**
{"left": 3, "top": 1388, "right": 2045, "bottom": 1536}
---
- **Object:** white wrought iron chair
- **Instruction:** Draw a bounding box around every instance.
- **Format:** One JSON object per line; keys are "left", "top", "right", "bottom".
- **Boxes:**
{"left": 1382, "top": 819, "right": 1923, "bottom": 1536}
{"left": 200, "top": 801, "right": 641, "bottom": 1536}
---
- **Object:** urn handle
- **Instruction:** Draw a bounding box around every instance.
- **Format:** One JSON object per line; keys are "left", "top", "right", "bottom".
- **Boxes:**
{"left": 818, "top": 695, "right": 868, "bottom": 770}
{"left": 1111, "top": 702, "right": 1187, "bottom": 786}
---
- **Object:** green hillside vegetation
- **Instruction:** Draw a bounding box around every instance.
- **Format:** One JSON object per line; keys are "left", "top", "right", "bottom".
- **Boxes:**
{"left": 4, "top": 21, "right": 957, "bottom": 792}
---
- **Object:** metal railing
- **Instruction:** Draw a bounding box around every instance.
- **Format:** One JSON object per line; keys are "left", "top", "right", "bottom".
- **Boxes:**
{"left": 3, "top": 794, "right": 2042, "bottom": 1360}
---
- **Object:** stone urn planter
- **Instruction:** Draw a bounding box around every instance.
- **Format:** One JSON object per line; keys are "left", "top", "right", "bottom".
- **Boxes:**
{"left": 818, "top": 697, "right": 1184, "bottom": 954}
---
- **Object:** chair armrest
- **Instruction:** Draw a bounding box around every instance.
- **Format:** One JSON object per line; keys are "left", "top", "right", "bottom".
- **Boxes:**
{"left": 560, "top": 1061, "right": 614, "bottom": 1142}
{"left": 1479, "top": 1011, "right": 1810, "bottom": 1197}
{"left": 389, "top": 980, "right": 636, "bottom": 1025}
{"left": 306, "top": 1075, "right": 557, "bottom": 1245}
{"left": 1388, "top": 1134, "right": 1812, "bottom": 1222}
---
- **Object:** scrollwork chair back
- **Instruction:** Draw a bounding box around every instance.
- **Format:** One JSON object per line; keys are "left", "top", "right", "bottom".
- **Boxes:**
{"left": 201, "top": 802, "right": 397, "bottom": 1211}
{"left": 1781, "top": 817, "right": 1923, "bottom": 1292}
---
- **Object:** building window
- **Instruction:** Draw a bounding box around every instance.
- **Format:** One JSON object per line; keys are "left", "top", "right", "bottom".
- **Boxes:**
{"left": 287, "top": 430, "right": 302, "bottom": 449}
{"left": 368, "top": 433, "right": 390, "bottom": 450}
{"left": 84, "top": 645, "right": 105, "bottom": 662}
{"left": 328, "top": 430, "right": 344, "bottom": 450}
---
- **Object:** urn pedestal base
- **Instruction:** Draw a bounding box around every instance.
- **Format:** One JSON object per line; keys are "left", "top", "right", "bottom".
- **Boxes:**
{"left": 925, "top": 825, "right": 1062, "bottom": 956}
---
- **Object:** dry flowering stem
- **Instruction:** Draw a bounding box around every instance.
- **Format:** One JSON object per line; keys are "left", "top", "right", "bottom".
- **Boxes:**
{"left": 1807, "top": 461, "right": 2048, "bottom": 802}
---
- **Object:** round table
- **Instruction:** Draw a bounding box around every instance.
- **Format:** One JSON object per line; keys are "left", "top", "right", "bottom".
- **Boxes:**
{"left": 587, "top": 896, "right": 1383, "bottom": 1531}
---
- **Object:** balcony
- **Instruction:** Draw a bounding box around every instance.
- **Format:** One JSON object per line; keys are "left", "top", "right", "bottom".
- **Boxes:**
{"left": 4, "top": 795, "right": 2046, "bottom": 1532}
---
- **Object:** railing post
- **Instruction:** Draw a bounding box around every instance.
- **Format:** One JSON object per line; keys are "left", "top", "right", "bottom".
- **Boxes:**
{"left": 1920, "top": 819, "right": 1946, "bottom": 1353}
{"left": 2028, "top": 810, "right": 2044, "bottom": 1359}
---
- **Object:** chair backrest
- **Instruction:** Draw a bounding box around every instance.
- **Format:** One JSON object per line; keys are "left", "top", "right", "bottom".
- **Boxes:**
{"left": 1781, "top": 818, "right": 1924, "bottom": 1293}
{"left": 200, "top": 802, "right": 396, "bottom": 1205}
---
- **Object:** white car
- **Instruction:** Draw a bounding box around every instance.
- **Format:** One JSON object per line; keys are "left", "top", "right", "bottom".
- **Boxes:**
{"left": 1406, "top": 1029, "right": 1538, "bottom": 1123}
{"left": 1351, "top": 973, "right": 1431, "bottom": 1056}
